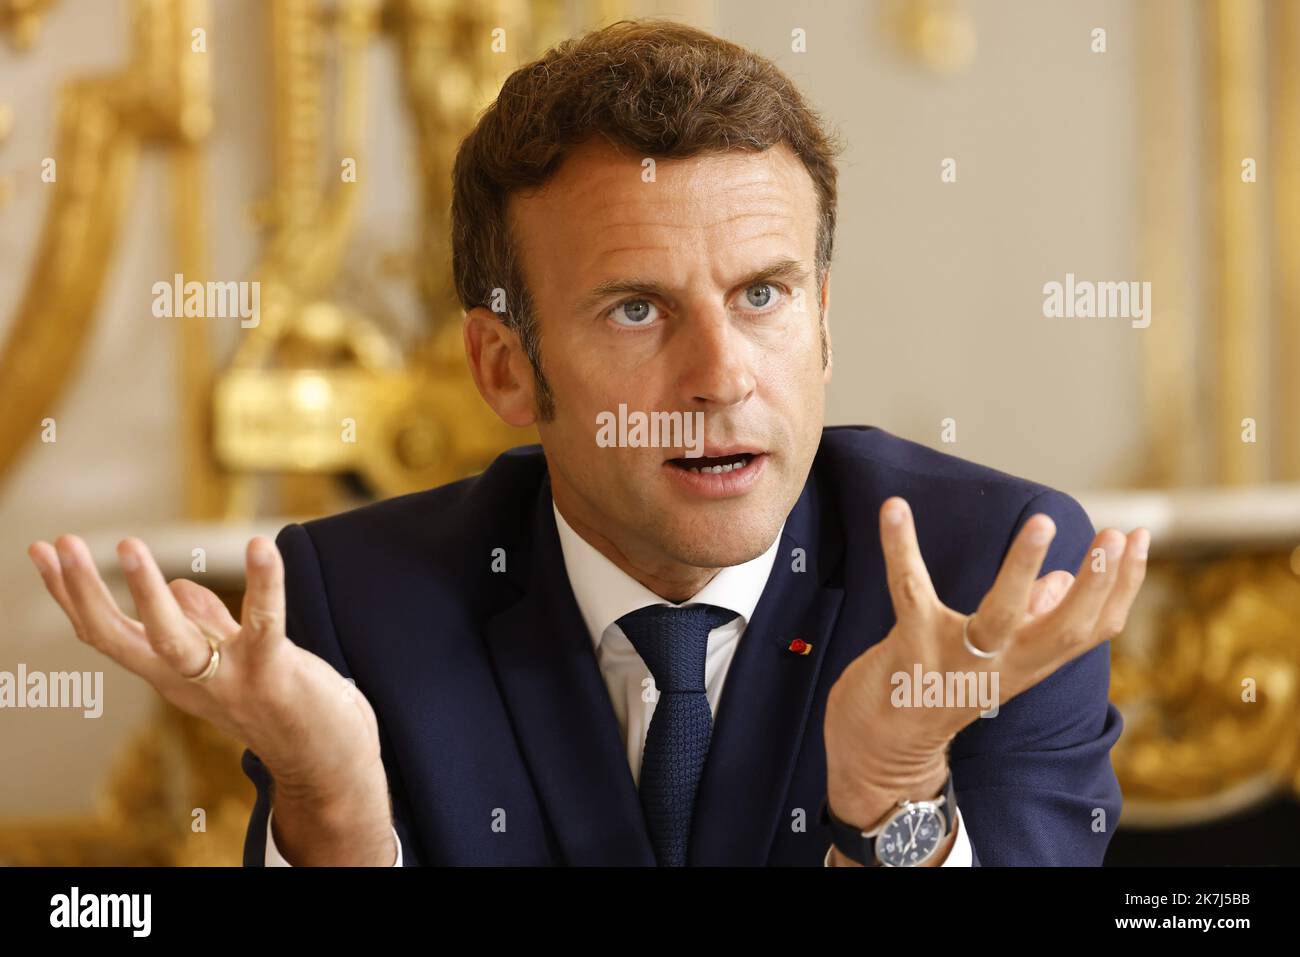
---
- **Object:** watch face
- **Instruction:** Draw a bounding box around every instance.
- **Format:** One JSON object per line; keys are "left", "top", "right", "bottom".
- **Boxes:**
{"left": 876, "top": 805, "right": 944, "bottom": 866}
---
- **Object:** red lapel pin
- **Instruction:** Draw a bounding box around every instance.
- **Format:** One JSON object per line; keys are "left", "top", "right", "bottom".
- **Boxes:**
{"left": 787, "top": 637, "right": 812, "bottom": 656}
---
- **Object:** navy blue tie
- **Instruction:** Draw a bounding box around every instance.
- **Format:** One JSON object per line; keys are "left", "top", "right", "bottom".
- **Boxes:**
{"left": 616, "top": 603, "right": 738, "bottom": 866}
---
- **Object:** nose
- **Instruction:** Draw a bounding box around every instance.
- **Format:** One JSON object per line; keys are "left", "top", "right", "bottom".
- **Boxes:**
{"left": 675, "top": 305, "right": 756, "bottom": 409}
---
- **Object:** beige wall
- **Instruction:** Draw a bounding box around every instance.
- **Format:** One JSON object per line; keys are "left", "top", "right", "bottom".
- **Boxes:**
{"left": 714, "top": 0, "right": 1147, "bottom": 488}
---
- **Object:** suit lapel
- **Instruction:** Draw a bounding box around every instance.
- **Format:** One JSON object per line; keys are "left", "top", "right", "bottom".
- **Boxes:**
{"left": 483, "top": 469, "right": 848, "bottom": 866}
{"left": 688, "top": 472, "right": 846, "bottom": 865}
{"left": 483, "top": 481, "right": 656, "bottom": 865}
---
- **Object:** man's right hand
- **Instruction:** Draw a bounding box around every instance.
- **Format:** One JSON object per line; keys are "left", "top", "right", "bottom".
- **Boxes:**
{"left": 27, "top": 533, "right": 397, "bottom": 866}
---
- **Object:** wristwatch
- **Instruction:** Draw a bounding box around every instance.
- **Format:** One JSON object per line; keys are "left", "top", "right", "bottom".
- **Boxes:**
{"left": 818, "top": 770, "right": 957, "bottom": 867}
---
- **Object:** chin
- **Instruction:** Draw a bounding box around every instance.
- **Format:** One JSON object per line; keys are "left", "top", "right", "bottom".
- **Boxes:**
{"left": 655, "top": 507, "right": 786, "bottom": 570}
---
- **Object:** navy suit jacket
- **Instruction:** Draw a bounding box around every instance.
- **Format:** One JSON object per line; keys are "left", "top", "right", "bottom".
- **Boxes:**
{"left": 241, "top": 425, "right": 1123, "bottom": 866}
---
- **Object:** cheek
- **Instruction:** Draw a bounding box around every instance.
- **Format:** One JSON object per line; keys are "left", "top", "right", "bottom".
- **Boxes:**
{"left": 765, "top": 306, "right": 824, "bottom": 367}
{"left": 554, "top": 337, "right": 648, "bottom": 410}
{"left": 759, "top": 320, "right": 824, "bottom": 398}
{"left": 550, "top": 401, "right": 650, "bottom": 488}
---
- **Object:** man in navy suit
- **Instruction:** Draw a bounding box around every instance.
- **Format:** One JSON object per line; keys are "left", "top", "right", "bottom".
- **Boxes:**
{"left": 29, "top": 19, "right": 1147, "bottom": 867}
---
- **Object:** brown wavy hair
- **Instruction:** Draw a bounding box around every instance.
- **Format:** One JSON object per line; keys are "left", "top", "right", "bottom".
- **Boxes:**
{"left": 451, "top": 18, "right": 843, "bottom": 419}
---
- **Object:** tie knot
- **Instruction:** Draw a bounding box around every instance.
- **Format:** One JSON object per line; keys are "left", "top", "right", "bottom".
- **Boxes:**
{"left": 615, "top": 603, "right": 737, "bottom": 693}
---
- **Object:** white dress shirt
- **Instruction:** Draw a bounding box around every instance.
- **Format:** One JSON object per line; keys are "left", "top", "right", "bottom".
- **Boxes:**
{"left": 267, "top": 501, "right": 972, "bottom": 866}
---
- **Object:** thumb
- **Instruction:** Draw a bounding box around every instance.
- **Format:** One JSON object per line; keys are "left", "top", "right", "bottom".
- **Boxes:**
{"left": 239, "top": 536, "right": 286, "bottom": 652}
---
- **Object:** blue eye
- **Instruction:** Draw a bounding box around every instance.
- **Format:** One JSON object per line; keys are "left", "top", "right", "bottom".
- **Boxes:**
{"left": 609, "top": 299, "right": 659, "bottom": 327}
{"left": 742, "top": 283, "right": 778, "bottom": 310}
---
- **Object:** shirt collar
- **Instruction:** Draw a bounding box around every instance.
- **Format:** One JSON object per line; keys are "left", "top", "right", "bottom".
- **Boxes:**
{"left": 552, "top": 501, "right": 784, "bottom": 652}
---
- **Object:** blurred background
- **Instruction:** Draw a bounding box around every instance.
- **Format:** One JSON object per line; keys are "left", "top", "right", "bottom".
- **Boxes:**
{"left": 0, "top": 0, "right": 1297, "bottom": 865}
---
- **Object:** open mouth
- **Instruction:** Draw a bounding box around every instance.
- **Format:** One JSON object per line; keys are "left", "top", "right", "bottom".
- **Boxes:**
{"left": 667, "top": 452, "right": 757, "bottom": 474}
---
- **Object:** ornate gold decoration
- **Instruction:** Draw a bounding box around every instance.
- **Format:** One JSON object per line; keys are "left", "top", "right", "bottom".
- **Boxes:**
{"left": 0, "top": 0, "right": 211, "bottom": 493}
{"left": 0, "top": 0, "right": 613, "bottom": 865}
{"left": 0, "top": 0, "right": 57, "bottom": 50}
{"left": 0, "top": 101, "right": 11, "bottom": 211}
{"left": 1111, "top": 553, "right": 1300, "bottom": 826}
{"left": 210, "top": 0, "right": 542, "bottom": 509}
{"left": 1136, "top": 0, "right": 1286, "bottom": 491}
{"left": 0, "top": 586, "right": 255, "bottom": 866}
{"left": 881, "top": 0, "right": 975, "bottom": 74}
{"left": 1135, "top": 0, "right": 1198, "bottom": 488}
{"left": 0, "top": 708, "right": 257, "bottom": 866}
{"left": 1204, "top": 0, "right": 1266, "bottom": 487}
{"left": 1120, "top": 0, "right": 1300, "bottom": 834}
{"left": 1271, "top": 0, "right": 1300, "bottom": 480}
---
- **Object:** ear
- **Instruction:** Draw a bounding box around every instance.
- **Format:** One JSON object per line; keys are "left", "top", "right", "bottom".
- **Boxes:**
{"left": 463, "top": 307, "right": 538, "bottom": 428}
{"left": 819, "top": 268, "right": 833, "bottom": 384}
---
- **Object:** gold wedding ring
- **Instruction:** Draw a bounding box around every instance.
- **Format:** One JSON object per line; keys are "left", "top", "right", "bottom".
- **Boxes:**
{"left": 962, "top": 613, "right": 1006, "bottom": 660}
{"left": 184, "top": 632, "right": 222, "bottom": 684}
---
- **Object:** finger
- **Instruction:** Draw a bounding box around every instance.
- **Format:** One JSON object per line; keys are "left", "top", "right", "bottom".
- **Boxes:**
{"left": 1033, "top": 528, "right": 1128, "bottom": 650}
{"left": 29, "top": 541, "right": 89, "bottom": 639}
{"left": 116, "top": 537, "right": 213, "bottom": 678}
{"left": 48, "top": 536, "right": 159, "bottom": 675}
{"left": 1088, "top": 528, "right": 1149, "bottom": 644}
{"left": 239, "top": 537, "right": 285, "bottom": 652}
{"left": 170, "top": 579, "right": 241, "bottom": 641}
{"left": 879, "top": 497, "right": 940, "bottom": 625}
{"left": 972, "top": 513, "right": 1057, "bottom": 649}
{"left": 1027, "top": 570, "right": 1074, "bottom": 618}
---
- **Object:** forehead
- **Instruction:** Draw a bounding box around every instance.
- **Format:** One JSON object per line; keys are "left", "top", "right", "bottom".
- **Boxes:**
{"left": 507, "top": 138, "right": 818, "bottom": 300}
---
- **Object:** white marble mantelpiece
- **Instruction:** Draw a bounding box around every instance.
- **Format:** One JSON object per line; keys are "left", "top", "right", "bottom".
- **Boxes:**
{"left": 1076, "top": 484, "right": 1300, "bottom": 557}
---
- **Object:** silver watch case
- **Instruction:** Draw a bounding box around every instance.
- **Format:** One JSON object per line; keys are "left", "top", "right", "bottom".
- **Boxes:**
{"left": 867, "top": 794, "right": 951, "bottom": 867}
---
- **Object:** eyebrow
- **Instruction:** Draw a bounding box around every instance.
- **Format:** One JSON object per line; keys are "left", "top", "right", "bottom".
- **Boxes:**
{"left": 574, "top": 258, "right": 812, "bottom": 315}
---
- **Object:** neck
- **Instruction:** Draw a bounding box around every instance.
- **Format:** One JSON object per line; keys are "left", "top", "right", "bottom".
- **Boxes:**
{"left": 552, "top": 494, "right": 718, "bottom": 604}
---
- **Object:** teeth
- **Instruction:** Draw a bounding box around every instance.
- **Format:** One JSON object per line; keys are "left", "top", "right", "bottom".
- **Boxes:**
{"left": 687, "top": 455, "right": 751, "bottom": 474}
